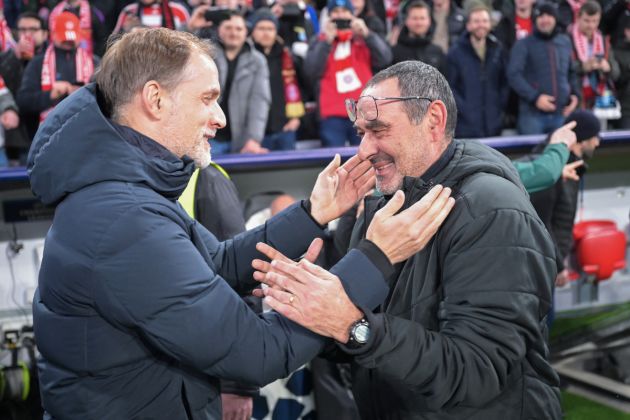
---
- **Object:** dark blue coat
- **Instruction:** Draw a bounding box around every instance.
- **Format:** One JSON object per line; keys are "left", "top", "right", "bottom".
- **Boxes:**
{"left": 28, "top": 85, "right": 388, "bottom": 419}
{"left": 447, "top": 33, "right": 508, "bottom": 138}
{"left": 507, "top": 31, "right": 580, "bottom": 115}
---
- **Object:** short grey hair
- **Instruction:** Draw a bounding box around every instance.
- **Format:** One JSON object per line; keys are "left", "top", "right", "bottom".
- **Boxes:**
{"left": 365, "top": 61, "right": 457, "bottom": 141}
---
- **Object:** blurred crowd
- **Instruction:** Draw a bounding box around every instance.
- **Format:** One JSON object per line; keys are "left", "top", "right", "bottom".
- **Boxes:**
{"left": 0, "top": 0, "right": 628, "bottom": 164}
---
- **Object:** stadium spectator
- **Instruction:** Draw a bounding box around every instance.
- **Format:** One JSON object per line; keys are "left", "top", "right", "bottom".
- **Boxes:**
{"left": 14, "top": 12, "right": 48, "bottom": 64}
{"left": 447, "top": 3, "right": 507, "bottom": 138}
{"left": 113, "top": 0, "right": 190, "bottom": 34}
{"left": 430, "top": 0, "right": 465, "bottom": 53}
{"left": 48, "top": 0, "right": 107, "bottom": 57}
{"left": 613, "top": 15, "right": 630, "bottom": 128}
{"left": 495, "top": 0, "right": 536, "bottom": 50}
{"left": 305, "top": 0, "right": 391, "bottom": 147}
{"left": 0, "top": 73, "right": 19, "bottom": 167}
{"left": 508, "top": 2, "right": 580, "bottom": 134}
{"left": 270, "top": 0, "right": 318, "bottom": 59}
{"left": 391, "top": 0, "right": 447, "bottom": 74}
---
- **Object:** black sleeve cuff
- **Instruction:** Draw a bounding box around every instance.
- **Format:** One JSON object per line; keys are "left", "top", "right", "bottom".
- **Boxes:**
{"left": 301, "top": 199, "right": 327, "bottom": 229}
{"left": 336, "top": 308, "right": 383, "bottom": 356}
{"left": 220, "top": 379, "right": 260, "bottom": 397}
{"left": 356, "top": 239, "right": 394, "bottom": 279}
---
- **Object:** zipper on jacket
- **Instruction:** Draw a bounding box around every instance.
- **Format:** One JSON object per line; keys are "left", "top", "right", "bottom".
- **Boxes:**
{"left": 548, "top": 41, "right": 558, "bottom": 102}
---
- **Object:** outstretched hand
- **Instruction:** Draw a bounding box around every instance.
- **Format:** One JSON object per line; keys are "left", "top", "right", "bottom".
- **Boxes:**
{"left": 255, "top": 258, "right": 363, "bottom": 343}
{"left": 367, "top": 185, "right": 455, "bottom": 263}
{"left": 309, "top": 154, "right": 375, "bottom": 225}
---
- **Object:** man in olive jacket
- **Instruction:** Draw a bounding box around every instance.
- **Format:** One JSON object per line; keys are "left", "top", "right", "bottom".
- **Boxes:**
{"left": 258, "top": 60, "right": 562, "bottom": 419}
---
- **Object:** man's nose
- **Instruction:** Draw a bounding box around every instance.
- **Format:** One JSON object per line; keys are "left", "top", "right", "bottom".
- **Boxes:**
{"left": 210, "top": 103, "right": 227, "bottom": 129}
{"left": 357, "top": 132, "right": 376, "bottom": 161}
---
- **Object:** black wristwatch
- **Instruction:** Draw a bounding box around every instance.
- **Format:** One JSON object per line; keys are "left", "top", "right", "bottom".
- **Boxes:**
{"left": 347, "top": 317, "right": 370, "bottom": 348}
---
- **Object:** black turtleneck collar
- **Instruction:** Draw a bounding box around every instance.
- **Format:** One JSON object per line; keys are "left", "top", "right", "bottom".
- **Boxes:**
{"left": 398, "top": 26, "right": 432, "bottom": 47}
{"left": 533, "top": 27, "right": 557, "bottom": 40}
{"left": 421, "top": 139, "right": 456, "bottom": 182}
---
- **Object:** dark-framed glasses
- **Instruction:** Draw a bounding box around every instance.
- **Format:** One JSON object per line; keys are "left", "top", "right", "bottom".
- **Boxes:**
{"left": 345, "top": 95, "right": 433, "bottom": 122}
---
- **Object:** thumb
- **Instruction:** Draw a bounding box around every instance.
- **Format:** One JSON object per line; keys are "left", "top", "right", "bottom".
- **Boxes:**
{"left": 303, "top": 238, "right": 324, "bottom": 263}
{"left": 568, "top": 159, "right": 584, "bottom": 169}
{"left": 322, "top": 154, "right": 341, "bottom": 176}
{"left": 374, "top": 190, "right": 405, "bottom": 220}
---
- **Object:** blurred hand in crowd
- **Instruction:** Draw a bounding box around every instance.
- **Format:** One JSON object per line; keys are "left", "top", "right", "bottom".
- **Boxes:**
{"left": 0, "top": 110, "right": 19, "bottom": 130}
{"left": 240, "top": 139, "right": 269, "bottom": 154}
{"left": 549, "top": 120, "right": 577, "bottom": 148}
{"left": 562, "top": 95, "right": 579, "bottom": 117}
{"left": 188, "top": 5, "right": 214, "bottom": 31}
{"left": 562, "top": 160, "right": 584, "bottom": 181}
{"left": 535, "top": 94, "right": 556, "bottom": 112}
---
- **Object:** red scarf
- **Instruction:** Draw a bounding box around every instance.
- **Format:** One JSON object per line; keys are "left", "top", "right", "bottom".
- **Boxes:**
{"left": 0, "top": 17, "right": 15, "bottom": 52}
{"left": 137, "top": 2, "right": 175, "bottom": 30}
{"left": 281, "top": 47, "right": 304, "bottom": 119}
{"left": 572, "top": 24, "right": 605, "bottom": 63}
{"left": 40, "top": 44, "right": 94, "bottom": 121}
{"left": 49, "top": 1, "right": 93, "bottom": 55}
{"left": 571, "top": 25, "right": 610, "bottom": 108}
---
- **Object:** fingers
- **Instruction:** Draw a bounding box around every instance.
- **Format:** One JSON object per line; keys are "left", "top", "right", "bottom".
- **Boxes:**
{"left": 567, "top": 159, "right": 584, "bottom": 169}
{"left": 263, "top": 294, "right": 301, "bottom": 321}
{"left": 562, "top": 120, "right": 577, "bottom": 130}
{"left": 354, "top": 166, "right": 376, "bottom": 192}
{"left": 298, "top": 258, "right": 336, "bottom": 282}
{"left": 418, "top": 196, "right": 455, "bottom": 239}
{"left": 344, "top": 158, "right": 373, "bottom": 181}
{"left": 303, "top": 238, "right": 324, "bottom": 263}
{"left": 252, "top": 258, "right": 271, "bottom": 274}
{"left": 255, "top": 242, "right": 291, "bottom": 263}
{"left": 263, "top": 286, "right": 297, "bottom": 306}
{"left": 374, "top": 190, "right": 405, "bottom": 219}
{"left": 402, "top": 185, "right": 446, "bottom": 218}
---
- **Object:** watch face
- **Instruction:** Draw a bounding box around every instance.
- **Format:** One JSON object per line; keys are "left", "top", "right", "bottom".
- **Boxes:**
{"left": 354, "top": 324, "right": 370, "bottom": 344}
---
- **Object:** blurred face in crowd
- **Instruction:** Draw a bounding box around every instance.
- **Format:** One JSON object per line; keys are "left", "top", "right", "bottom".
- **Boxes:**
{"left": 351, "top": 0, "right": 365, "bottom": 16}
{"left": 577, "top": 136, "right": 600, "bottom": 159}
{"left": 356, "top": 78, "right": 436, "bottom": 195}
{"left": 161, "top": 52, "right": 226, "bottom": 168}
{"left": 329, "top": 6, "right": 354, "bottom": 20}
{"left": 17, "top": 17, "right": 47, "bottom": 47}
{"left": 466, "top": 9, "right": 491, "bottom": 41}
{"left": 535, "top": 13, "right": 556, "bottom": 34}
{"left": 577, "top": 12, "right": 601, "bottom": 39}
{"left": 432, "top": 0, "right": 449, "bottom": 11}
{"left": 140, "top": 0, "right": 160, "bottom": 5}
{"left": 515, "top": 0, "right": 535, "bottom": 12}
{"left": 218, "top": 15, "right": 247, "bottom": 51}
{"left": 405, "top": 6, "right": 431, "bottom": 37}
{"left": 251, "top": 20, "right": 277, "bottom": 49}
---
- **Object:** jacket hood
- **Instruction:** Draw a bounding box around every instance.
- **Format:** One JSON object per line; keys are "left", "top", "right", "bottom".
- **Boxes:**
{"left": 28, "top": 84, "right": 195, "bottom": 205}
{"left": 401, "top": 139, "right": 525, "bottom": 203}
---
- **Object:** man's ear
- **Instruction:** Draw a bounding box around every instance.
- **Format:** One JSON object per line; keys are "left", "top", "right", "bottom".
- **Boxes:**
{"left": 141, "top": 80, "right": 163, "bottom": 120}
{"left": 427, "top": 100, "right": 448, "bottom": 140}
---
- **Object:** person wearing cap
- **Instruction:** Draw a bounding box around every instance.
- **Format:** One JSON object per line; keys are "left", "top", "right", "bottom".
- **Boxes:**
{"left": 48, "top": 0, "right": 108, "bottom": 57}
{"left": 212, "top": 10, "right": 271, "bottom": 154}
{"left": 250, "top": 8, "right": 306, "bottom": 151}
{"left": 508, "top": 2, "right": 581, "bottom": 135}
{"left": 530, "top": 110, "right": 601, "bottom": 287}
{"left": 113, "top": 0, "right": 190, "bottom": 34}
{"left": 613, "top": 14, "right": 630, "bottom": 128}
{"left": 16, "top": 11, "right": 98, "bottom": 126}
{"left": 304, "top": 0, "right": 391, "bottom": 147}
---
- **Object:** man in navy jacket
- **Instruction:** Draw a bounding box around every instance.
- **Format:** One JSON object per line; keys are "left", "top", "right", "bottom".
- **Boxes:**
{"left": 28, "top": 29, "right": 452, "bottom": 419}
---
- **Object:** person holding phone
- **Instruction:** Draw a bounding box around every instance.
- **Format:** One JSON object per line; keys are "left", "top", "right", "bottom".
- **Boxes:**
{"left": 17, "top": 12, "right": 99, "bottom": 126}
{"left": 570, "top": 1, "right": 620, "bottom": 110}
{"left": 304, "top": 0, "right": 391, "bottom": 147}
